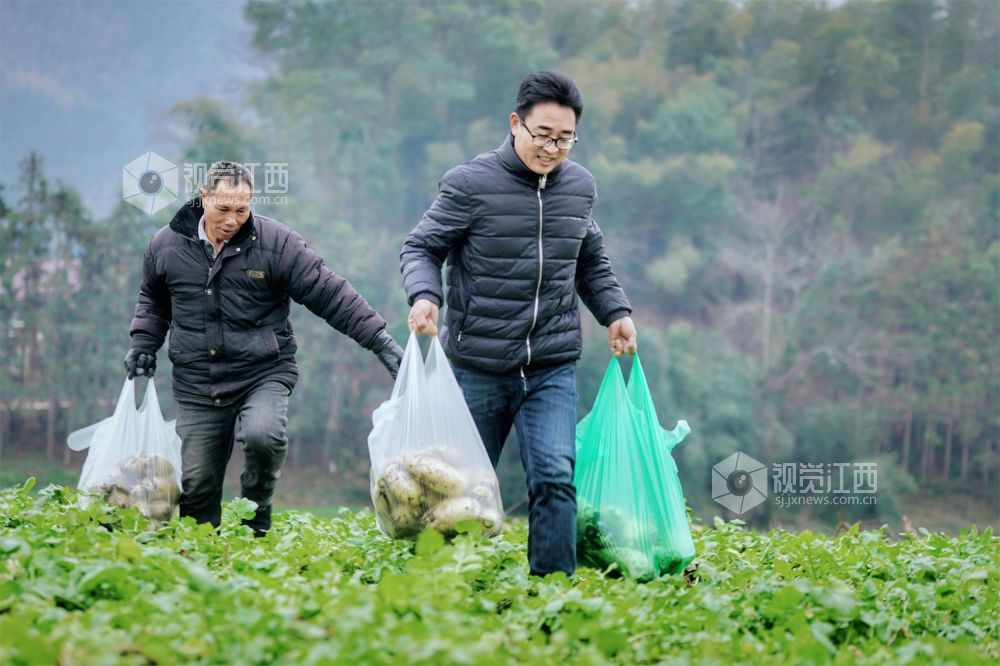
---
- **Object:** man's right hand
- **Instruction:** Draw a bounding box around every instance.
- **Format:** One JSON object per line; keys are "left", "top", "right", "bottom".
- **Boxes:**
{"left": 407, "top": 298, "right": 439, "bottom": 336}
{"left": 123, "top": 349, "right": 157, "bottom": 379}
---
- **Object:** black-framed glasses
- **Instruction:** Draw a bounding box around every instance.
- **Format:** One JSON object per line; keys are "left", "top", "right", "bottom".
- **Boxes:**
{"left": 518, "top": 121, "right": 579, "bottom": 151}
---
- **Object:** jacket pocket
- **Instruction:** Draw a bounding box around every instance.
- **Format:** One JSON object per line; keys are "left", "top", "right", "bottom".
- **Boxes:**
{"left": 444, "top": 307, "right": 468, "bottom": 354}
{"left": 446, "top": 271, "right": 471, "bottom": 345}
{"left": 225, "top": 328, "right": 280, "bottom": 364}
{"left": 167, "top": 328, "right": 207, "bottom": 366}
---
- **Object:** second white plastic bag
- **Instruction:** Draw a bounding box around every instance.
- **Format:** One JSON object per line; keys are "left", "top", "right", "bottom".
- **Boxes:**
{"left": 367, "top": 334, "right": 503, "bottom": 539}
{"left": 70, "top": 378, "right": 183, "bottom": 522}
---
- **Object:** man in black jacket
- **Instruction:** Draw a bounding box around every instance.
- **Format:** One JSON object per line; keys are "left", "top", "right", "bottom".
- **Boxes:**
{"left": 126, "top": 161, "right": 403, "bottom": 535}
{"left": 401, "top": 71, "right": 637, "bottom": 575}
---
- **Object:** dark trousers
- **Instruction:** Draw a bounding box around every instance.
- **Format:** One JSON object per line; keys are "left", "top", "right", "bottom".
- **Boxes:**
{"left": 452, "top": 362, "right": 578, "bottom": 576}
{"left": 175, "top": 380, "right": 290, "bottom": 535}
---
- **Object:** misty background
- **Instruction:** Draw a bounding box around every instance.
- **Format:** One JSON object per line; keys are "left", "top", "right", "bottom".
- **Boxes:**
{"left": 1, "top": 0, "right": 997, "bottom": 532}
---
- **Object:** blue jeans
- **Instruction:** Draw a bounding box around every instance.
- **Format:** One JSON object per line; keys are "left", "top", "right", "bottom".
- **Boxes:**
{"left": 175, "top": 380, "right": 290, "bottom": 535}
{"left": 452, "top": 362, "right": 578, "bottom": 576}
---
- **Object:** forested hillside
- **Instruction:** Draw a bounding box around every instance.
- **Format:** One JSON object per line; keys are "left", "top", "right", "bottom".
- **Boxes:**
{"left": 2, "top": 0, "right": 996, "bottom": 526}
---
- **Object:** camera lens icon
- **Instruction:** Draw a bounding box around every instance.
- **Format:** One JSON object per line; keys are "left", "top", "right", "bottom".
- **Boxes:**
{"left": 727, "top": 469, "right": 752, "bottom": 496}
{"left": 139, "top": 171, "right": 163, "bottom": 194}
{"left": 123, "top": 152, "right": 178, "bottom": 214}
{"left": 712, "top": 451, "right": 768, "bottom": 515}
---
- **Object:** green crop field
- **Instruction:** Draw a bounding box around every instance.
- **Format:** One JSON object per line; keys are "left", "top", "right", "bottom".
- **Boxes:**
{"left": 1, "top": 479, "right": 997, "bottom": 665}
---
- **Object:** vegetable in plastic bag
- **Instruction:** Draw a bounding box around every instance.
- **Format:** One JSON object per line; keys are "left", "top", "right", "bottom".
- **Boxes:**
{"left": 70, "top": 379, "right": 183, "bottom": 523}
{"left": 367, "top": 334, "right": 503, "bottom": 539}
{"left": 575, "top": 356, "right": 695, "bottom": 581}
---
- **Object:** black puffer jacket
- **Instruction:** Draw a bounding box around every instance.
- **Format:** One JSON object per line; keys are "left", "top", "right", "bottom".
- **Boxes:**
{"left": 401, "top": 136, "right": 632, "bottom": 376}
{"left": 130, "top": 199, "right": 386, "bottom": 406}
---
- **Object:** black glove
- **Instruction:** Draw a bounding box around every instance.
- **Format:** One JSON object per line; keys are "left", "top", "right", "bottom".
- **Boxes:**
{"left": 123, "top": 348, "right": 157, "bottom": 379}
{"left": 369, "top": 329, "right": 404, "bottom": 380}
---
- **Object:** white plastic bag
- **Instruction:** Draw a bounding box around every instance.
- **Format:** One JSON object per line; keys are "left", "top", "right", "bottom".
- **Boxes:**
{"left": 367, "top": 334, "right": 503, "bottom": 539}
{"left": 70, "top": 378, "right": 183, "bottom": 522}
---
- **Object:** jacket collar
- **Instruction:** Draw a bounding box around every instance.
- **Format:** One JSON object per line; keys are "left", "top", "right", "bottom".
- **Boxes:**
{"left": 170, "top": 198, "right": 256, "bottom": 245}
{"left": 497, "top": 133, "right": 563, "bottom": 187}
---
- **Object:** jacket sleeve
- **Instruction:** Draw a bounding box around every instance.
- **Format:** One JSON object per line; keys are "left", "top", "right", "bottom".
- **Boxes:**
{"left": 279, "top": 229, "right": 386, "bottom": 349}
{"left": 575, "top": 219, "right": 632, "bottom": 326}
{"left": 400, "top": 168, "right": 472, "bottom": 307}
{"left": 129, "top": 240, "right": 171, "bottom": 353}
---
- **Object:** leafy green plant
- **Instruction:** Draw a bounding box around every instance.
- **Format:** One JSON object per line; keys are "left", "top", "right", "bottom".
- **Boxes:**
{"left": 1, "top": 480, "right": 997, "bottom": 665}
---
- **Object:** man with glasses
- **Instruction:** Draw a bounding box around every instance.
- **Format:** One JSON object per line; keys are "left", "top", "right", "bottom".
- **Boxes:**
{"left": 401, "top": 70, "right": 637, "bottom": 576}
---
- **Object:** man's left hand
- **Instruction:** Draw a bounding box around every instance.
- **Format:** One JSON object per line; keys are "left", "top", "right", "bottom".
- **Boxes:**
{"left": 607, "top": 316, "right": 637, "bottom": 357}
{"left": 369, "top": 330, "right": 404, "bottom": 379}
{"left": 123, "top": 348, "right": 157, "bottom": 379}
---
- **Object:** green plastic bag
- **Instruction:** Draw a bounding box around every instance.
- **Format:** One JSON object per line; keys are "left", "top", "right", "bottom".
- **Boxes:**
{"left": 575, "top": 355, "right": 695, "bottom": 581}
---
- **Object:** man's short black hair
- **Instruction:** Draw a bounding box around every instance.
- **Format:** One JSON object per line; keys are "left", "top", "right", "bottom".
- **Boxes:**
{"left": 203, "top": 160, "right": 254, "bottom": 193}
{"left": 515, "top": 70, "right": 583, "bottom": 121}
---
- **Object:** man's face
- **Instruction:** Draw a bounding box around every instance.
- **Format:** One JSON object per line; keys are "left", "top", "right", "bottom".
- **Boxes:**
{"left": 200, "top": 181, "right": 252, "bottom": 243}
{"left": 510, "top": 102, "right": 577, "bottom": 176}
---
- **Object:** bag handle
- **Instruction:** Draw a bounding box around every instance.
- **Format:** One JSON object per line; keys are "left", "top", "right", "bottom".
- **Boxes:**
{"left": 391, "top": 332, "right": 426, "bottom": 400}
{"left": 115, "top": 378, "right": 138, "bottom": 417}
{"left": 625, "top": 355, "right": 690, "bottom": 451}
{"left": 138, "top": 377, "right": 158, "bottom": 414}
{"left": 67, "top": 378, "right": 139, "bottom": 452}
{"left": 594, "top": 356, "right": 629, "bottom": 408}
{"left": 424, "top": 335, "right": 458, "bottom": 384}
{"left": 576, "top": 357, "right": 629, "bottom": 453}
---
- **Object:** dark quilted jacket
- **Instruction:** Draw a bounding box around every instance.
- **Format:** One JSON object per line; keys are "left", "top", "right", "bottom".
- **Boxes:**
{"left": 401, "top": 136, "right": 632, "bottom": 375}
{"left": 130, "top": 199, "right": 386, "bottom": 406}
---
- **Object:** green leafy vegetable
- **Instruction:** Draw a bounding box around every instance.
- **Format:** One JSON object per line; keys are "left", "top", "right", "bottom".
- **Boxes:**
{"left": 0, "top": 481, "right": 996, "bottom": 664}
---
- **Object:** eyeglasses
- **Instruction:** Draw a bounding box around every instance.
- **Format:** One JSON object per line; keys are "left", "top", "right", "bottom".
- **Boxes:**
{"left": 518, "top": 120, "right": 579, "bottom": 151}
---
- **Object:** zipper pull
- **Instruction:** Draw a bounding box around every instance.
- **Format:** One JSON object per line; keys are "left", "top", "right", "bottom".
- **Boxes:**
{"left": 539, "top": 174, "right": 547, "bottom": 190}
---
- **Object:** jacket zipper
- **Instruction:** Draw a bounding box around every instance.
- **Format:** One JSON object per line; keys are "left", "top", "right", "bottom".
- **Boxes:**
{"left": 193, "top": 236, "right": 215, "bottom": 287}
{"left": 524, "top": 173, "right": 547, "bottom": 368}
